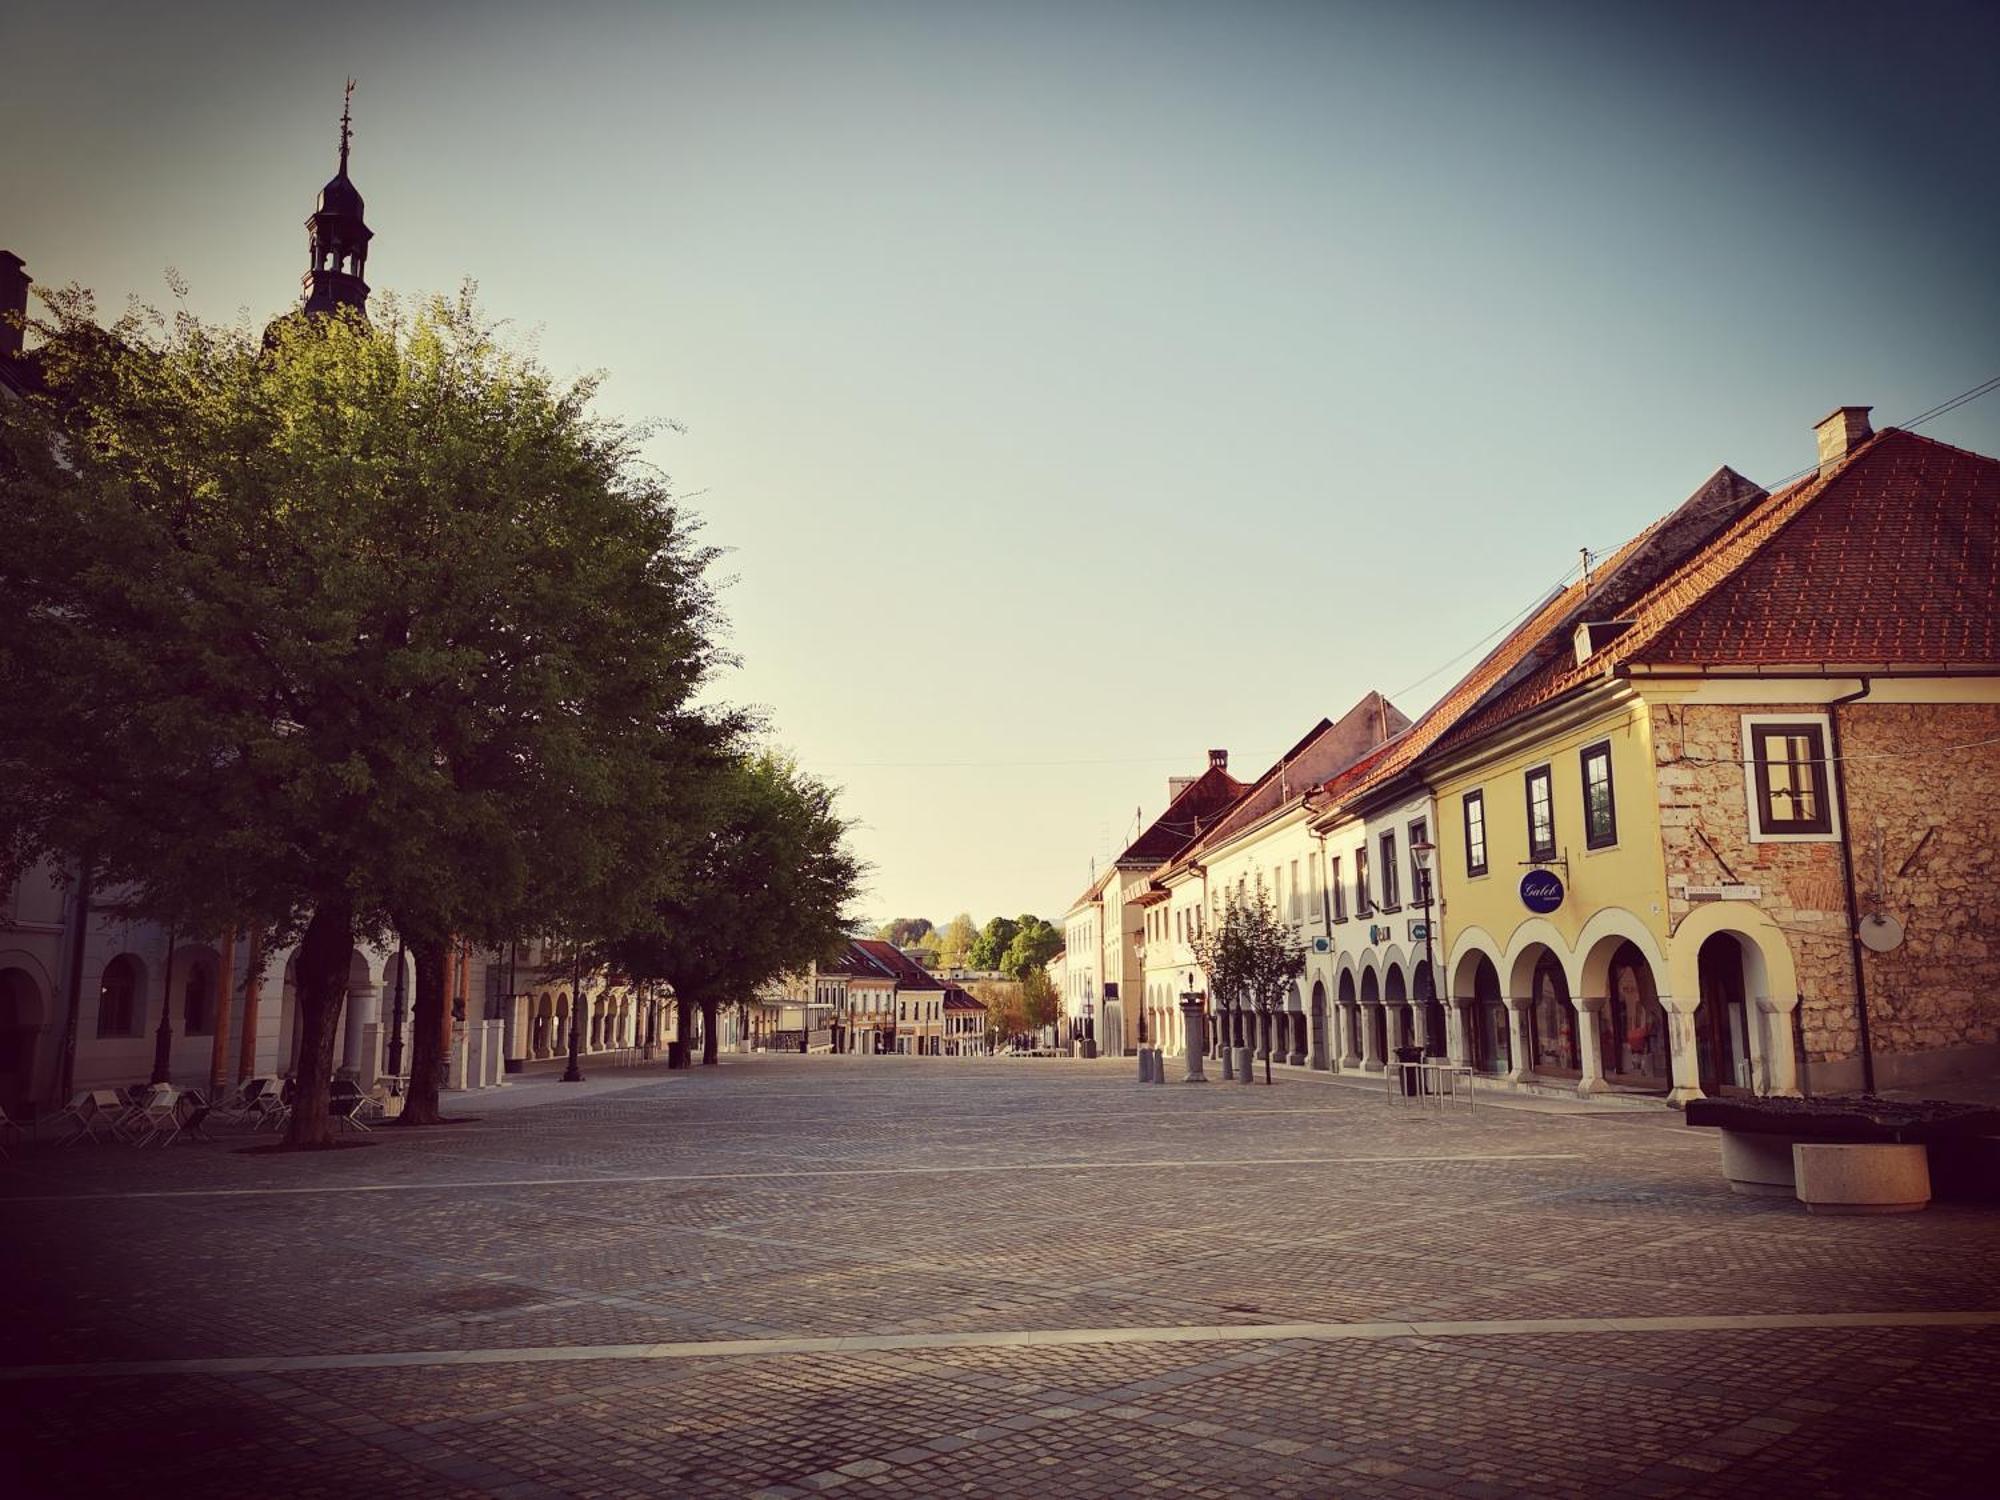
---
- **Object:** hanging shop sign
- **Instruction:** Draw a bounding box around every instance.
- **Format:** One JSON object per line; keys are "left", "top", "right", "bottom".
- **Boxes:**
{"left": 1519, "top": 869, "right": 1565, "bottom": 914}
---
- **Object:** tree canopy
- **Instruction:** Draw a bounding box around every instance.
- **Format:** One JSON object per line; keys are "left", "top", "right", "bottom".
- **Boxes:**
{"left": 0, "top": 288, "right": 736, "bottom": 1140}
{"left": 1190, "top": 884, "right": 1305, "bottom": 1083}
{"left": 611, "top": 750, "right": 863, "bottom": 1064}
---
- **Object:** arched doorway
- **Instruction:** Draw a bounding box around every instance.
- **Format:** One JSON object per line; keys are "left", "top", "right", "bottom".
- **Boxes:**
{"left": 1525, "top": 950, "right": 1578, "bottom": 1076}
{"left": 0, "top": 966, "right": 47, "bottom": 1116}
{"left": 1465, "top": 955, "right": 1508, "bottom": 1075}
{"left": 1384, "top": 964, "right": 1410, "bottom": 1057}
{"left": 1309, "top": 981, "right": 1328, "bottom": 1070}
{"left": 1603, "top": 941, "right": 1670, "bottom": 1090}
{"left": 1415, "top": 962, "right": 1445, "bottom": 1058}
{"left": 1696, "top": 933, "right": 1755, "bottom": 1093}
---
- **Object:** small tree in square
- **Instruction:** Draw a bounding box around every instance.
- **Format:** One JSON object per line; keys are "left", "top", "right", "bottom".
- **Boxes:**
{"left": 1191, "top": 882, "right": 1305, "bottom": 1084}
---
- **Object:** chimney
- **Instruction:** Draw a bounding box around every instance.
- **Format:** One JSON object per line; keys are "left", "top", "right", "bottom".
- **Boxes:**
{"left": 1813, "top": 405, "right": 1873, "bottom": 473}
{"left": 1167, "top": 776, "right": 1195, "bottom": 802}
{"left": 1208, "top": 748, "right": 1228, "bottom": 772}
{"left": 0, "top": 251, "right": 27, "bottom": 362}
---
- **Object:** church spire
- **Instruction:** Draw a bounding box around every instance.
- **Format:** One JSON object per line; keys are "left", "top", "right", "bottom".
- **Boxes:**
{"left": 300, "top": 79, "right": 374, "bottom": 320}
{"left": 338, "top": 77, "right": 354, "bottom": 176}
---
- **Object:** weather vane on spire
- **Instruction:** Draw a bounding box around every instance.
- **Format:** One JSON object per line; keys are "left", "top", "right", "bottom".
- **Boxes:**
{"left": 338, "top": 77, "right": 355, "bottom": 174}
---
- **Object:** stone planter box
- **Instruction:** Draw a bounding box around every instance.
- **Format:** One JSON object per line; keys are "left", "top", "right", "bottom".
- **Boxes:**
{"left": 1687, "top": 1096, "right": 2000, "bottom": 1205}
{"left": 1792, "top": 1142, "right": 1930, "bottom": 1215}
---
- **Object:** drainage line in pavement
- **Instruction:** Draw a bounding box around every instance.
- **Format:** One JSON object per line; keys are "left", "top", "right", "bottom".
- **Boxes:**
{"left": 3, "top": 1310, "right": 1995, "bottom": 1383}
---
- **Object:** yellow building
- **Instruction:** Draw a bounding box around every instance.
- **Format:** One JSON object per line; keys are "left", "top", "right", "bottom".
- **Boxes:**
{"left": 1424, "top": 413, "right": 2000, "bottom": 1100}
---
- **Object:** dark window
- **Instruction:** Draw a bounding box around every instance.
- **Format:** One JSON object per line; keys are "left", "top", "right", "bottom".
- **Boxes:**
{"left": 1464, "top": 790, "right": 1488, "bottom": 876}
{"left": 183, "top": 960, "right": 214, "bottom": 1036}
{"left": 1379, "top": 831, "right": 1399, "bottom": 908}
{"left": 96, "top": 955, "right": 141, "bottom": 1036}
{"left": 1750, "top": 722, "right": 1834, "bottom": 834}
{"left": 1408, "top": 818, "right": 1429, "bottom": 904}
{"left": 1525, "top": 765, "right": 1556, "bottom": 861}
{"left": 1329, "top": 856, "right": 1347, "bottom": 921}
{"left": 1580, "top": 740, "right": 1617, "bottom": 849}
{"left": 1354, "top": 846, "right": 1370, "bottom": 914}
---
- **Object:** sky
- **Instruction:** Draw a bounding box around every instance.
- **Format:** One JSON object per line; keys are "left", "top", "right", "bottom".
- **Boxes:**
{"left": 6, "top": 0, "right": 1998, "bottom": 928}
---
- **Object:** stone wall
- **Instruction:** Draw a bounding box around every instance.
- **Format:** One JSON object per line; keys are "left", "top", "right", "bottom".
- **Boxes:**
{"left": 1654, "top": 698, "right": 2000, "bottom": 1088}
{"left": 1840, "top": 701, "right": 2000, "bottom": 1074}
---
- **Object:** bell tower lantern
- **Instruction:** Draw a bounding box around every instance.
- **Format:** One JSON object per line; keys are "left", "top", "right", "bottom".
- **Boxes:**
{"left": 302, "top": 79, "right": 373, "bottom": 318}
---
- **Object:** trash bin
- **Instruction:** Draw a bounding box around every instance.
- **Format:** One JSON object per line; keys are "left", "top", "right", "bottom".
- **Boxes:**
{"left": 1394, "top": 1044, "right": 1425, "bottom": 1096}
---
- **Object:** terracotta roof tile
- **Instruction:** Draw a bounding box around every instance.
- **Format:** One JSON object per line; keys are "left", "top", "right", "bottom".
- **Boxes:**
{"left": 1422, "top": 428, "right": 1998, "bottom": 755}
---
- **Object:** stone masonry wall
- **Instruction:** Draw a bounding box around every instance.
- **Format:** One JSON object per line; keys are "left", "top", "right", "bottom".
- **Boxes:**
{"left": 1656, "top": 703, "right": 1856, "bottom": 1068}
{"left": 1655, "top": 699, "right": 2000, "bottom": 1079}
{"left": 1839, "top": 701, "right": 2000, "bottom": 1063}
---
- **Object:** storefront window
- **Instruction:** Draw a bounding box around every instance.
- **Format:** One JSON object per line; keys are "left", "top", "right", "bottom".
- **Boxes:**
{"left": 1603, "top": 945, "right": 1668, "bottom": 1088}
{"left": 1527, "top": 953, "right": 1577, "bottom": 1073}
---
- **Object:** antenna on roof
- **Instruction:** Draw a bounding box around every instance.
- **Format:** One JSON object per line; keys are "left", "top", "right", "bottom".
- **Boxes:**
{"left": 338, "top": 78, "right": 355, "bottom": 174}
{"left": 1580, "top": 546, "right": 1594, "bottom": 587}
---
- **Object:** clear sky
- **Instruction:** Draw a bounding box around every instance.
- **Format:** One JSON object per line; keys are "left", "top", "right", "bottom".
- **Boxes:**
{"left": 6, "top": 1, "right": 1997, "bottom": 927}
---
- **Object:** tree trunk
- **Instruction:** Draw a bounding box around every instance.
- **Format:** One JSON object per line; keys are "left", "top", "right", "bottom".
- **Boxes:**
{"left": 398, "top": 934, "right": 449, "bottom": 1126}
{"left": 700, "top": 996, "right": 720, "bottom": 1065}
{"left": 207, "top": 926, "right": 236, "bottom": 1095}
{"left": 283, "top": 897, "right": 354, "bottom": 1148}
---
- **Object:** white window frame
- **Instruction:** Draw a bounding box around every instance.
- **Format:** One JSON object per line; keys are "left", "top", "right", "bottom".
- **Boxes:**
{"left": 1742, "top": 713, "right": 1841, "bottom": 843}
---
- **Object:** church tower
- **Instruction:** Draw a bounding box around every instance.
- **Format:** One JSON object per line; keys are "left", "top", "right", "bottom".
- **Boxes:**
{"left": 301, "top": 80, "right": 373, "bottom": 318}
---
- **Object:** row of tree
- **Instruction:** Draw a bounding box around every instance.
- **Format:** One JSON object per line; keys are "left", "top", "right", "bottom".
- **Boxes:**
{"left": 0, "top": 289, "right": 861, "bottom": 1146}
{"left": 873, "top": 912, "right": 1062, "bottom": 979}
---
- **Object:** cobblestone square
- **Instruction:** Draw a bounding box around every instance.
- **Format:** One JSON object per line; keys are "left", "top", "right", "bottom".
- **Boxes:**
{"left": 4, "top": 1058, "right": 1996, "bottom": 1497}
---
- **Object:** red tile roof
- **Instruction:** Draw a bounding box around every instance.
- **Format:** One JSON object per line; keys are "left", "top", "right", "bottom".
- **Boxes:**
{"left": 855, "top": 939, "right": 947, "bottom": 991}
{"left": 1170, "top": 691, "right": 1409, "bottom": 864}
{"left": 820, "top": 941, "right": 897, "bottom": 980}
{"left": 1429, "top": 428, "right": 1999, "bottom": 753}
{"left": 1634, "top": 429, "right": 1997, "bottom": 667}
{"left": 1113, "top": 762, "right": 1249, "bottom": 867}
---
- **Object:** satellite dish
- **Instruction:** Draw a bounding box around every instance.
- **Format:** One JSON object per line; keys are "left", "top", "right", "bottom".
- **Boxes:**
{"left": 1857, "top": 912, "right": 1905, "bottom": 953}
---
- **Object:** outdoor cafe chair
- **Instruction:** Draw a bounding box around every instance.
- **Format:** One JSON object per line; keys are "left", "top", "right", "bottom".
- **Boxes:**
{"left": 329, "top": 1080, "right": 370, "bottom": 1132}
{"left": 255, "top": 1079, "right": 295, "bottom": 1133}
{"left": 127, "top": 1084, "right": 182, "bottom": 1147}
{"left": 173, "top": 1089, "right": 216, "bottom": 1144}
{"left": 209, "top": 1079, "right": 259, "bottom": 1125}
{"left": 48, "top": 1091, "right": 108, "bottom": 1145}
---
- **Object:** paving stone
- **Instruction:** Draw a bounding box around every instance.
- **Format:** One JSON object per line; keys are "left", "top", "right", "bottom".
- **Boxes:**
{"left": 2, "top": 1055, "right": 1995, "bottom": 1498}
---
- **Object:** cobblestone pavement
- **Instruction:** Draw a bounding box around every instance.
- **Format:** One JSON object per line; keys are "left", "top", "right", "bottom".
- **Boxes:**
{"left": 4, "top": 1057, "right": 1997, "bottom": 1497}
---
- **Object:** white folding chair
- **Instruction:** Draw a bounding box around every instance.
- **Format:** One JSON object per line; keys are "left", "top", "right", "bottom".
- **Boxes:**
{"left": 128, "top": 1085, "right": 181, "bottom": 1147}
{"left": 47, "top": 1092, "right": 102, "bottom": 1145}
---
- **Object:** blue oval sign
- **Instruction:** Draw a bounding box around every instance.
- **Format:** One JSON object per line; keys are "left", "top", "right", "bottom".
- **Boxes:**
{"left": 1520, "top": 870, "right": 1565, "bottom": 913}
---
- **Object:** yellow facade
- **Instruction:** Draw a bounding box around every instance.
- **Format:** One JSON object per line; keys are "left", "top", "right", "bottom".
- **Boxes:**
{"left": 1429, "top": 682, "right": 1683, "bottom": 1098}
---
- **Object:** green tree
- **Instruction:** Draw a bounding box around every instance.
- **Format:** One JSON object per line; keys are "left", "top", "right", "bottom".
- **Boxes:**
{"left": 933, "top": 912, "right": 978, "bottom": 970}
{"left": 0, "top": 288, "right": 732, "bottom": 1143}
{"left": 967, "top": 915, "right": 1018, "bottom": 971}
{"left": 612, "top": 751, "right": 863, "bottom": 1066}
{"left": 969, "top": 979, "right": 1027, "bottom": 1047}
{"left": 1019, "top": 965, "right": 1060, "bottom": 1033}
{"left": 877, "top": 916, "right": 934, "bottom": 949}
{"left": 1190, "top": 884, "right": 1305, "bottom": 1084}
{"left": 999, "top": 916, "right": 1062, "bottom": 979}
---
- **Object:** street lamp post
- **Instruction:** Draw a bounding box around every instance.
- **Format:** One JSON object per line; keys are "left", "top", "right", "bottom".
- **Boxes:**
{"left": 1410, "top": 838, "right": 1441, "bottom": 1062}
